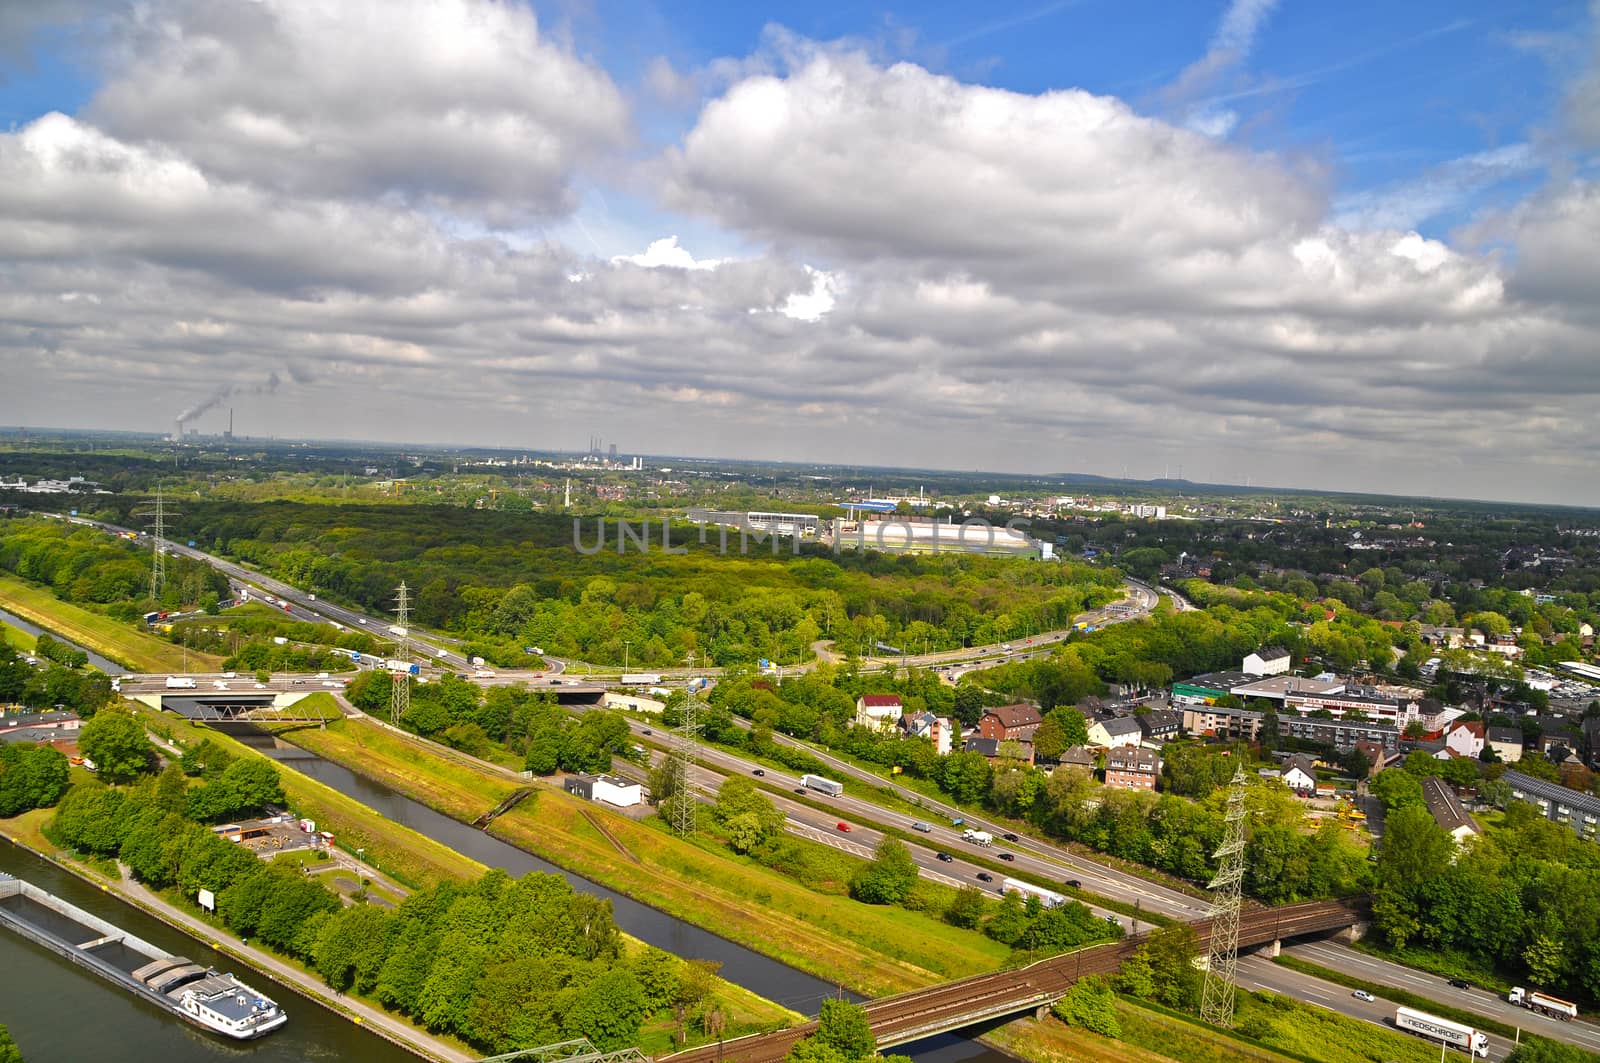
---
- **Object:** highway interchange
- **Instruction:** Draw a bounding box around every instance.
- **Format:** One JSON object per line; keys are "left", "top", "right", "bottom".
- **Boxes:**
{"left": 51, "top": 513, "right": 1600, "bottom": 1055}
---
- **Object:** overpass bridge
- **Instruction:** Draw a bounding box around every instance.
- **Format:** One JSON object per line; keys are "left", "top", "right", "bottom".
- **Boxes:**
{"left": 663, "top": 900, "right": 1362, "bottom": 1063}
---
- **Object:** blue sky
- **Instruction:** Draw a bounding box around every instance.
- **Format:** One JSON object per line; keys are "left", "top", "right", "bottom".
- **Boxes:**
{"left": 1, "top": 0, "right": 1598, "bottom": 504}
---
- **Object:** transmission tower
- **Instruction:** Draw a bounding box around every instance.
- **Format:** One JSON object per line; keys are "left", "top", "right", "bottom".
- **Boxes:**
{"left": 1201, "top": 767, "right": 1249, "bottom": 1027}
{"left": 389, "top": 581, "right": 411, "bottom": 725}
{"left": 134, "top": 482, "right": 173, "bottom": 602}
{"left": 667, "top": 686, "right": 700, "bottom": 837}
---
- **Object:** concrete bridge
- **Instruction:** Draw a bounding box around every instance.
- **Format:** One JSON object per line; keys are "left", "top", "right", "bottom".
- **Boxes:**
{"left": 663, "top": 900, "right": 1363, "bottom": 1063}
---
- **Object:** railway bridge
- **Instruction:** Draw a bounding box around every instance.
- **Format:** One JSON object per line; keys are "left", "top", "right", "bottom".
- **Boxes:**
{"left": 663, "top": 900, "right": 1362, "bottom": 1063}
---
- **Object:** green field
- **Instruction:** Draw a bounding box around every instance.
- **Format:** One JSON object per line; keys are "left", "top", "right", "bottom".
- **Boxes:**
{"left": 290, "top": 716, "right": 1017, "bottom": 996}
{"left": 1, "top": 620, "right": 35, "bottom": 653}
{"left": 0, "top": 574, "right": 223, "bottom": 672}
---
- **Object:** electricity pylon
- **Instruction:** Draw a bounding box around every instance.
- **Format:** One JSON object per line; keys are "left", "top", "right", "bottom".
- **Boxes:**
{"left": 668, "top": 687, "right": 700, "bottom": 837}
{"left": 1201, "top": 767, "right": 1249, "bottom": 1027}
{"left": 389, "top": 581, "right": 411, "bottom": 724}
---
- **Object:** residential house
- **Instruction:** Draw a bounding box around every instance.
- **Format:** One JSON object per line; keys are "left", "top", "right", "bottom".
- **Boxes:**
{"left": 1087, "top": 715, "right": 1145, "bottom": 749}
{"left": 1135, "top": 709, "right": 1182, "bottom": 745}
{"left": 1486, "top": 726, "right": 1524, "bottom": 763}
{"left": 979, "top": 704, "right": 1043, "bottom": 744}
{"left": 1057, "top": 745, "right": 1096, "bottom": 771}
{"left": 963, "top": 734, "right": 1034, "bottom": 764}
{"left": 1445, "top": 720, "right": 1485, "bottom": 759}
{"left": 1281, "top": 754, "right": 1318, "bottom": 795}
{"left": 1105, "top": 746, "right": 1162, "bottom": 791}
{"left": 900, "top": 711, "right": 954, "bottom": 755}
{"left": 1243, "top": 646, "right": 1292, "bottom": 676}
{"left": 1352, "top": 740, "right": 1387, "bottom": 778}
{"left": 1421, "top": 777, "right": 1481, "bottom": 844}
{"left": 854, "top": 694, "right": 904, "bottom": 731}
{"left": 1417, "top": 625, "right": 1466, "bottom": 649}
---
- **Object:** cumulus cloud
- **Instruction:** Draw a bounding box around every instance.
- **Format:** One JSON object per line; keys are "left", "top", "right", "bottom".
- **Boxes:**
{"left": 85, "top": 0, "right": 628, "bottom": 223}
{"left": 3, "top": 10, "right": 1600, "bottom": 504}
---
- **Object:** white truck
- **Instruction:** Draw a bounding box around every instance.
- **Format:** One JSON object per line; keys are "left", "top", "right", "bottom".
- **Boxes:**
{"left": 800, "top": 774, "right": 844, "bottom": 797}
{"left": 164, "top": 676, "right": 197, "bottom": 689}
{"left": 962, "top": 828, "right": 994, "bottom": 846}
{"left": 1509, "top": 987, "right": 1578, "bottom": 1020}
{"left": 1394, "top": 1007, "right": 1489, "bottom": 1057}
{"left": 621, "top": 673, "right": 664, "bottom": 686}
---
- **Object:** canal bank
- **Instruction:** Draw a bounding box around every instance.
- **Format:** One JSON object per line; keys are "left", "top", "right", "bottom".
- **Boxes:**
{"left": 0, "top": 605, "right": 122, "bottom": 674}
{"left": 0, "top": 838, "right": 429, "bottom": 1063}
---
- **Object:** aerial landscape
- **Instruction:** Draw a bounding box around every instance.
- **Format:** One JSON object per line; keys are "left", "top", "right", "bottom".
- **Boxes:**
{"left": 2, "top": 1, "right": 1599, "bottom": 1062}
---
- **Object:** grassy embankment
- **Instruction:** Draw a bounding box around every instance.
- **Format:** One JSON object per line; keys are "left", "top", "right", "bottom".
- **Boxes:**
{"left": 994, "top": 990, "right": 1475, "bottom": 1063}
{"left": 1, "top": 620, "right": 35, "bottom": 652}
{"left": 289, "top": 717, "right": 1018, "bottom": 996}
{"left": 123, "top": 705, "right": 798, "bottom": 1044}
{"left": 0, "top": 573, "right": 224, "bottom": 672}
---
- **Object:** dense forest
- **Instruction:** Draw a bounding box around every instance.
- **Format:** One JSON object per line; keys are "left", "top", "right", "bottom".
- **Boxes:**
{"left": 23, "top": 503, "right": 1120, "bottom": 667}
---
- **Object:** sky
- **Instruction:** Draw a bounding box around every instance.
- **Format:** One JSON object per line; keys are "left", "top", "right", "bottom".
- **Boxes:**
{"left": 1, "top": 0, "right": 1598, "bottom": 505}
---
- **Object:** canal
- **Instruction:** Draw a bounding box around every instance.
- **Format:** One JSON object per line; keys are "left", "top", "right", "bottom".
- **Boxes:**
{"left": 0, "top": 606, "right": 123, "bottom": 674}
{"left": 0, "top": 839, "right": 416, "bottom": 1063}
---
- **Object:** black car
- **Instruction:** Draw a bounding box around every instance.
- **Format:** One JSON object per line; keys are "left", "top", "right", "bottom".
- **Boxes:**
{"left": 1448, "top": 978, "right": 1471, "bottom": 989}
{"left": 1064, "top": 879, "right": 1081, "bottom": 889}
{"left": 794, "top": 787, "right": 808, "bottom": 795}
{"left": 936, "top": 852, "right": 954, "bottom": 862}
{"left": 752, "top": 768, "right": 765, "bottom": 776}
{"left": 1002, "top": 833, "right": 1018, "bottom": 842}
{"left": 998, "top": 852, "right": 1015, "bottom": 861}
{"left": 976, "top": 872, "right": 994, "bottom": 882}
{"left": 641, "top": 728, "right": 652, "bottom": 735}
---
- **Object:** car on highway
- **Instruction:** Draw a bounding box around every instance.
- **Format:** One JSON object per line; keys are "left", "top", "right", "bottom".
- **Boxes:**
{"left": 1448, "top": 979, "right": 1471, "bottom": 989}
{"left": 1064, "top": 879, "right": 1081, "bottom": 889}
{"left": 1001, "top": 832, "right": 1018, "bottom": 842}
{"left": 835, "top": 822, "right": 851, "bottom": 832}
{"left": 975, "top": 872, "right": 994, "bottom": 882}
{"left": 752, "top": 768, "right": 765, "bottom": 776}
{"left": 641, "top": 728, "right": 652, "bottom": 736}
{"left": 794, "top": 788, "right": 808, "bottom": 795}
{"left": 936, "top": 852, "right": 953, "bottom": 862}
{"left": 998, "top": 852, "right": 1015, "bottom": 861}
{"left": 1352, "top": 991, "right": 1375, "bottom": 1002}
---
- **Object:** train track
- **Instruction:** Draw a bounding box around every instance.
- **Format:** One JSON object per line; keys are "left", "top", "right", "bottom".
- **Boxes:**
{"left": 663, "top": 901, "right": 1361, "bottom": 1063}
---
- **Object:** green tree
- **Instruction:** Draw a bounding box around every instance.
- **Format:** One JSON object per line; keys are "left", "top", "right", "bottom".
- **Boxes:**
{"left": 1052, "top": 974, "right": 1120, "bottom": 1037}
{"left": 944, "top": 885, "right": 987, "bottom": 929}
{"left": 814, "top": 999, "right": 875, "bottom": 1060}
{"left": 712, "top": 776, "right": 784, "bottom": 854}
{"left": 1370, "top": 767, "right": 1424, "bottom": 811}
{"left": 77, "top": 710, "right": 153, "bottom": 783}
{"left": 1144, "top": 924, "right": 1203, "bottom": 1010}
{"left": 0, "top": 1021, "right": 21, "bottom": 1063}
{"left": 850, "top": 836, "right": 919, "bottom": 905}
{"left": 1115, "top": 944, "right": 1156, "bottom": 999}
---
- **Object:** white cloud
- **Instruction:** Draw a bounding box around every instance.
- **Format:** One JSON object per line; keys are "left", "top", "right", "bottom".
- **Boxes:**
{"left": 612, "top": 236, "right": 724, "bottom": 271}
{"left": 85, "top": 0, "right": 629, "bottom": 223}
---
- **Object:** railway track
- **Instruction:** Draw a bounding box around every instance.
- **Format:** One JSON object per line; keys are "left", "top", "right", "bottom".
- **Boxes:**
{"left": 663, "top": 901, "right": 1360, "bottom": 1063}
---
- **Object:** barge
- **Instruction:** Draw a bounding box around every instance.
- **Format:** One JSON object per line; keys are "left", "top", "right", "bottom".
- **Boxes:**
{"left": 0, "top": 872, "right": 286, "bottom": 1040}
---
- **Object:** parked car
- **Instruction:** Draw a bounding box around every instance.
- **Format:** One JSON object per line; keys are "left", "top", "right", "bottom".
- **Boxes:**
{"left": 998, "top": 852, "right": 1015, "bottom": 861}
{"left": 836, "top": 822, "right": 851, "bottom": 832}
{"left": 1352, "top": 991, "right": 1375, "bottom": 1002}
{"left": 936, "top": 852, "right": 954, "bottom": 862}
{"left": 976, "top": 872, "right": 994, "bottom": 882}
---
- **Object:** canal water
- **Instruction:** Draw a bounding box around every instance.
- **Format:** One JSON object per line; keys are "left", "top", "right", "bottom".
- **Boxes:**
{"left": 262, "top": 743, "right": 1015, "bottom": 1062}
{"left": 0, "top": 840, "right": 416, "bottom": 1063}
{"left": 0, "top": 606, "right": 123, "bottom": 674}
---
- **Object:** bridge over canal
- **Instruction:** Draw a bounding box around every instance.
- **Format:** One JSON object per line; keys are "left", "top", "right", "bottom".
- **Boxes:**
{"left": 663, "top": 900, "right": 1362, "bottom": 1063}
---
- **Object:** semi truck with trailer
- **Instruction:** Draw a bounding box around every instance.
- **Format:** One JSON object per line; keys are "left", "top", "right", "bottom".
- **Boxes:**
{"left": 164, "top": 676, "right": 197, "bottom": 689}
{"left": 1509, "top": 988, "right": 1578, "bottom": 1020}
{"left": 1001, "top": 878, "right": 1067, "bottom": 909}
{"left": 800, "top": 774, "right": 844, "bottom": 797}
{"left": 1394, "top": 1007, "right": 1489, "bottom": 1057}
{"left": 386, "top": 660, "right": 421, "bottom": 675}
{"left": 621, "top": 673, "right": 664, "bottom": 686}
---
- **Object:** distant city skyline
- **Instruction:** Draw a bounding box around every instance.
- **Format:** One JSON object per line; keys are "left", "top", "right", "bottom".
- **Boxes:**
{"left": 2, "top": 0, "right": 1598, "bottom": 506}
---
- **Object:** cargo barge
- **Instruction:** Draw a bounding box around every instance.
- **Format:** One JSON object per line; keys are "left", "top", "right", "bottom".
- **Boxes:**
{"left": 0, "top": 872, "right": 286, "bottom": 1040}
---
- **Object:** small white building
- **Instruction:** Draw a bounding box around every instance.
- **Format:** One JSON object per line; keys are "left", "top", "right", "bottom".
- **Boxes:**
{"left": 1444, "top": 721, "right": 1485, "bottom": 759}
{"left": 1086, "top": 716, "right": 1144, "bottom": 749}
{"left": 854, "top": 694, "right": 904, "bottom": 731}
{"left": 565, "top": 774, "right": 642, "bottom": 808}
{"left": 1281, "top": 754, "right": 1317, "bottom": 795}
{"left": 1242, "top": 647, "right": 1292, "bottom": 676}
{"left": 900, "top": 711, "right": 954, "bottom": 755}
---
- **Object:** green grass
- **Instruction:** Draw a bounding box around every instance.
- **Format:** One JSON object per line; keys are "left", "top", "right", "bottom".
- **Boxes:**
{"left": 0, "top": 573, "right": 224, "bottom": 672}
{"left": 291, "top": 715, "right": 1017, "bottom": 996}
{"left": 1123, "top": 992, "right": 1448, "bottom": 1063}
{"left": 1, "top": 619, "right": 36, "bottom": 652}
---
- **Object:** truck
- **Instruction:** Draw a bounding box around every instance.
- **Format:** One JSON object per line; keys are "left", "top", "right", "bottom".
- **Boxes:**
{"left": 1509, "top": 988, "right": 1578, "bottom": 1020}
{"left": 1001, "top": 878, "right": 1066, "bottom": 909}
{"left": 1394, "top": 1007, "right": 1489, "bottom": 1057}
{"left": 471, "top": 656, "right": 486, "bottom": 668}
{"left": 621, "top": 673, "right": 663, "bottom": 686}
{"left": 686, "top": 677, "right": 709, "bottom": 693}
{"left": 387, "top": 660, "right": 421, "bottom": 676}
{"left": 164, "top": 676, "right": 197, "bottom": 689}
{"left": 962, "top": 828, "right": 994, "bottom": 846}
{"left": 800, "top": 774, "right": 844, "bottom": 797}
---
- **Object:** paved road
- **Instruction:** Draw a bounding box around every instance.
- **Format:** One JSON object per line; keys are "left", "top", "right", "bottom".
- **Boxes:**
{"left": 1238, "top": 953, "right": 1514, "bottom": 1061}
{"left": 1287, "top": 938, "right": 1600, "bottom": 1054}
